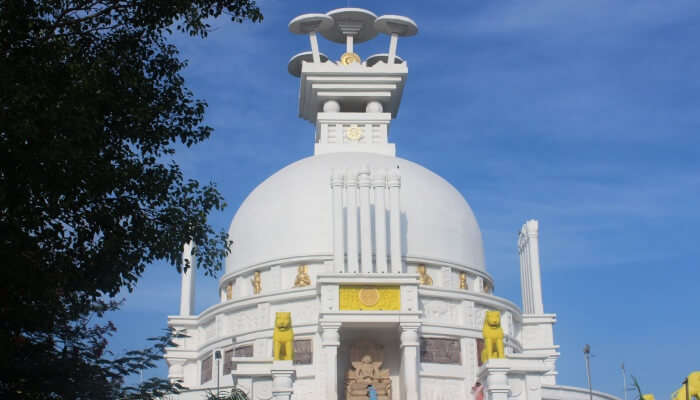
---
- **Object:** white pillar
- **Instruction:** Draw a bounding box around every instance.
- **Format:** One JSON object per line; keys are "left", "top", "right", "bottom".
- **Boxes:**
{"left": 271, "top": 360, "right": 295, "bottom": 400}
{"left": 346, "top": 171, "right": 360, "bottom": 273}
{"left": 358, "top": 167, "right": 372, "bottom": 273}
{"left": 388, "top": 170, "right": 402, "bottom": 273}
{"left": 321, "top": 322, "right": 341, "bottom": 400}
{"left": 480, "top": 361, "right": 510, "bottom": 400}
{"left": 346, "top": 34, "right": 354, "bottom": 53}
{"left": 525, "top": 220, "right": 545, "bottom": 314}
{"left": 179, "top": 241, "right": 195, "bottom": 316}
{"left": 331, "top": 171, "right": 345, "bottom": 273}
{"left": 309, "top": 31, "right": 320, "bottom": 63}
{"left": 372, "top": 170, "right": 388, "bottom": 273}
{"left": 518, "top": 220, "right": 544, "bottom": 314}
{"left": 400, "top": 323, "right": 420, "bottom": 400}
{"left": 388, "top": 33, "right": 398, "bottom": 64}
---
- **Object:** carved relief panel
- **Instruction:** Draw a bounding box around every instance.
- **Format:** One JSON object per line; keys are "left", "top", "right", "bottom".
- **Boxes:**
{"left": 420, "top": 338, "right": 461, "bottom": 364}
{"left": 420, "top": 297, "right": 458, "bottom": 324}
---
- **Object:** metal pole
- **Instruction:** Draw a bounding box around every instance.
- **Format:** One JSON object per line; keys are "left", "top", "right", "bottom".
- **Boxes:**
{"left": 684, "top": 378, "right": 689, "bottom": 400}
{"left": 215, "top": 350, "right": 222, "bottom": 398}
{"left": 622, "top": 363, "right": 627, "bottom": 400}
{"left": 584, "top": 344, "right": 593, "bottom": 400}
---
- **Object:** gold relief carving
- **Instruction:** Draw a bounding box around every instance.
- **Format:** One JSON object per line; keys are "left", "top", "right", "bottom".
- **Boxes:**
{"left": 251, "top": 271, "right": 261, "bottom": 295}
{"left": 345, "top": 126, "right": 364, "bottom": 142}
{"left": 340, "top": 52, "right": 361, "bottom": 65}
{"left": 226, "top": 283, "right": 233, "bottom": 300}
{"left": 358, "top": 288, "right": 380, "bottom": 306}
{"left": 418, "top": 265, "right": 433, "bottom": 286}
{"left": 293, "top": 265, "right": 311, "bottom": 288}
{"left": 459, "top": 272, "right": 468, "bottom": 289}
{"left": 339, "top": 285, "right": 400, "bottom": 311}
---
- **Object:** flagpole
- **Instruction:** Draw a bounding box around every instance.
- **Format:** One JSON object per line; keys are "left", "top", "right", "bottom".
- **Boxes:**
{"left": 622, "top": 363, "right": 627, "bottom": 400}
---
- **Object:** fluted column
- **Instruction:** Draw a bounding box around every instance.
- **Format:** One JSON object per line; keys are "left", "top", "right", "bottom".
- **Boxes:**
{"left": 179, "top": 241, "right": 195, "bottom": 316}
{"left": 400, "top": 323, "right": 420, "bottom": 400}
{"left": 358, "top": 167, "right": 372, "bottom": 273}
{"left": 331, "top": 171, "right": 345, "bottom": 273}
{"left": 372, "top": 170, "right": 388, "bottom": 273}
{"left": 346, "top": 171, "right": 359, "bottom": 272}
{"left": 388, "top": 170, "right": 402, "bottom": 273}
{"left": 321, "top": 322, "right": 341, "bottom": 400}
{"left": 525, "top": 220, "right": 544, "bottom": 314}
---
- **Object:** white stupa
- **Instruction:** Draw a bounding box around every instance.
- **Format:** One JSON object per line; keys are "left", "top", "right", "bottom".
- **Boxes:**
{"left": 165, "top": 8, "right": 621, "bottom": 400}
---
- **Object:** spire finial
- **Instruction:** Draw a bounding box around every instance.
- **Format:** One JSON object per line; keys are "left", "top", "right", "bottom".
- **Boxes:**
{"left": 288, "top": 8, "right": 418, "bottom": 156}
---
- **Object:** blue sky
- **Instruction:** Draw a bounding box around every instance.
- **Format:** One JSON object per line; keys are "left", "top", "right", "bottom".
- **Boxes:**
{"left": 109, "top": 1, "right": 700, "bottom": 398}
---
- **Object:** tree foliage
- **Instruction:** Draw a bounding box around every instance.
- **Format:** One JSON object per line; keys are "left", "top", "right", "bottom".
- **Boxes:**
{"left": 0, "top": 1, "right": 262, "bottom": 398}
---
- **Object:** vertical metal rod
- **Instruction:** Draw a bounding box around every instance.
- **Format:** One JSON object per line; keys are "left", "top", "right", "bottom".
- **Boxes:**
{"left": 684, "top": 378, "right": 690, "bottom": 400}
{"left": 216, "top": 355, "right": 221, "bottom": 398}
{"left": 622, "top": 363, "right": 627, "bottom": 400}
{"left": 584, "top": 344, "right": 593, "bottom": 400}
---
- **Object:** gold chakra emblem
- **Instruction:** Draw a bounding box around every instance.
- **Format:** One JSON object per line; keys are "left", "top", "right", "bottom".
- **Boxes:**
{"left": 340, "top": 52, "right": 361, "bottom": 65}
{"left": 346, "top": 126, "right": 363, "bottom": 142}
{"left": 358, "top": 287, "right": 380, "bottom": 307}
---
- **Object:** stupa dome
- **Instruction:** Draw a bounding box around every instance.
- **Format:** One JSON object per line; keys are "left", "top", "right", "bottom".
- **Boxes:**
{"left": 225, "top": 152, "right": 486, "bottom": 274}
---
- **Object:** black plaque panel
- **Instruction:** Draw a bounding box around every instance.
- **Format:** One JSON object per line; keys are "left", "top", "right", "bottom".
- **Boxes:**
{"left": 293, "top": 339, "right": 313, "bottom": 365}
{"left": 476, "top": 338, "right": 485, "bottom": 366}
{"left": 420, "top": 337, "right": 461, "bottom": 364}
{"left": 200, "top": 355, "right": 213, "bottom": 384}
{"left": 223, "top": 349, "right": 234, "bottom": 374}
{"left": 234, "top": 344, "right": 254, "bottom": 357}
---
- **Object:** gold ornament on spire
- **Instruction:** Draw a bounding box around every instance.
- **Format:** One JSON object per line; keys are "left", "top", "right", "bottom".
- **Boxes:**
{"left": 340, "top": 52, "right": 361, "bottom": 65}
{"left": 345, "top": 126, "right": 364, "bottom": 142}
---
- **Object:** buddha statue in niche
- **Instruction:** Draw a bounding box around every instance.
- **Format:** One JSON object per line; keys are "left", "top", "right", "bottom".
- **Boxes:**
{"left": 293, "top": 265, "right": 311, "bottom": 287}
{"left": 346, "top": 355, "right": 391, "bottom": 400}
{"left": 418, "top": 264, "right": 433, "bottom": 286}
{"left": 459, "top": 272, "right": 468, "bottom": 289}
{"left": 251, "top": 271, "right": 262, "bottom": 295}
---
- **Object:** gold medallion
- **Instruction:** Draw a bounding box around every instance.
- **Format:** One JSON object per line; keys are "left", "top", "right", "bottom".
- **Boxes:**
{"left": 340, "top": 52, "right": 361, "bottom": 65}
{"left": 358, "top": 287, "right": 380, "bottom": 307}
{"left": 346, "top": 126, "right": 363, "bottom": 142}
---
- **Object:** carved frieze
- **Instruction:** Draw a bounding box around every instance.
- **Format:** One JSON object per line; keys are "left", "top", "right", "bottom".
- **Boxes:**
{"left": 339, "top": 285, "right": 400, "bottom": 311}
{"left": 420, "top": 337, "right": 461, "bottom": 364}
{"left": 421, "top": 298, "right": 458, "bottom": 324}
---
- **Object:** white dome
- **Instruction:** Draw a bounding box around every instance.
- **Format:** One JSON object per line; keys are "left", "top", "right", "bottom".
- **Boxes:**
{"left": 226, "top": 152, "right": 485, "bottom": 273}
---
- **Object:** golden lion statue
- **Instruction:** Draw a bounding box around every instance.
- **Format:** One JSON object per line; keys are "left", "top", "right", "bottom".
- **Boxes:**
{"left": 481, "top": 310, "right": 504, "bottom": 364}
{"left": 273, "top": 312, "right": 294, "bottom": 361}
{"left": 673, "top": 372, "right": 700, "bottom": 400}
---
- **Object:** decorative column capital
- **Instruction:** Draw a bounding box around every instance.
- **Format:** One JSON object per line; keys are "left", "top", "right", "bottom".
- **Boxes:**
{"left": 346, "top": 170, "right": 358, "bottom": 187}
{"left": 387, "top": 170, "right": 401, "bottom": 187}
{"left": 399, "top": 322, "right": 420, "bottom": 347}
{"left": 358, "top": 166, "right": 371, "bottom": 187}
{"left": 525, "top": 219, "right": 539, "bottom": 237}
{"left": 320, "top": 321, "right": 342, "bottom": 346}
{"left": 330, "top": 170, "right": 345, "bottom": 187}
{"left": 371, "top": 169, "right": 387, "bottom": 187}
